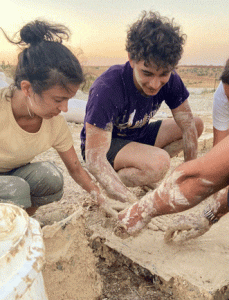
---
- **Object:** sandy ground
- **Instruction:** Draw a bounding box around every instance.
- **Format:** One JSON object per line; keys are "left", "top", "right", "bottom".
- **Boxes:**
{"left": 32, "top": 88, "right": 215, "bottom": 299}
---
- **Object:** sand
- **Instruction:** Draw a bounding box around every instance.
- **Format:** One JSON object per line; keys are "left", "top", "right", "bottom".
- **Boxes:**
{"left": 42, "top": 209, "right": 102, "bottom": 300}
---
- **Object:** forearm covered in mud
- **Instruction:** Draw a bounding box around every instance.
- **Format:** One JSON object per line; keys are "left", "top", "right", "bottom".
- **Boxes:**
{"left": 123, "top": 167, "right": 217, "bottom": 219}
{"left": 58, "top": 146, "right": 104, "bottom": 205}
{"left": 85, "top": 122, "right": 137, "bottom": 203}
{"left": 182, "top": 121, "right": 198, "bottom": 161}
{"left": 68, "top": 165, "right": 100, "bottom": 194}
{"left": 118, "top": 149, "right": 229, "bottom": 233}
{"left": 172, "top": 102, "right": 198, "bottom": 161}
{"left": 85, "top": 149, "right": 134, "bottom": 203}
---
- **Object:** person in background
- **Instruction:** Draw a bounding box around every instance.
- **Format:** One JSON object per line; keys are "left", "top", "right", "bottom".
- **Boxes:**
{"left": 0, "top": 20, "right": 107, "bottom": 216}
{"left": 213, "top": 59, "right": 229, "bottom": 145}
{"left": 80, "top": 11, "right": 203, "bottom": 204}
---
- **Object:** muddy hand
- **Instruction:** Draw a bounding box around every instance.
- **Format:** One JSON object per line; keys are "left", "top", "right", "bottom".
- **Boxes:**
{"left": 124, "top": 190, "right": 139, "bottom": 204}
{"left": 164, "top": 212, "right": 211, "bottom": 243}
{"left": 89, "top": 192, "right": 128, "bottom": 218}
{"left": 114, "top": 202, "right": 152, "bottom": 239}
{"left": 99, "top": 195, "right": 130, "bottom": 218}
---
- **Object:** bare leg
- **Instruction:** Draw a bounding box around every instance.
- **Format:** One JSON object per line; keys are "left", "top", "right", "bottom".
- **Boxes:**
{"left": 112, "top": 117, "right": 203, "bottom": 191}
{"left": 163, "top": 139, "right": 183, "bottom": 158}
{"left": 155, "top": 116, "right": 203, "bottom": 158}
{"left": 117, "top": 167, "right": 167, "bottom": 189}
{"left": 114, "top": 142, "right": 170, "bottom": 188}
{"left": 155, "top": 116, "right": 203, "bottom": 148}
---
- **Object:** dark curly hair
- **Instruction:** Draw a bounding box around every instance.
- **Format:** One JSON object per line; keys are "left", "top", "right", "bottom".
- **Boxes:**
{"left": 220, "top": 59, "right": 229, "bottom": 85}
{"left": 126, "top": 11, "right": 186, "bottom": 68}
{"left": 1, "top": 20, "right": 84, "bottom": 95}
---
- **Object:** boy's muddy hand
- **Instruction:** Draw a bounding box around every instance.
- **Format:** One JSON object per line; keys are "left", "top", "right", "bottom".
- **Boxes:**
{"left": 107, "top": 200, "right": 130, "bottom": 211}
{"left": 88, "top": 192, "right": 128, "bottom": 217}
{"left": 164, "top": 212, "right": 211, "bottom": 243}
{"left": 98, "top": 190, "right": 138, "bottom": 219}
{"left": 123, "top": 191, "right": 139, "bottom": 204}
{"left": 98, "top": 195, "right": 130, "bottom": 218}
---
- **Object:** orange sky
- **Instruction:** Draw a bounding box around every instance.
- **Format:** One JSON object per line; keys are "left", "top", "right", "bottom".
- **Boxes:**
{"left": 1, "top": 0, "right": 229, "bottom": 66}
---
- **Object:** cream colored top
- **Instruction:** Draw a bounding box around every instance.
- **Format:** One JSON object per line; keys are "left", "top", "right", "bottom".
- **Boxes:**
{"left": 0, "top": 88, "right": 73, "bottom": 172}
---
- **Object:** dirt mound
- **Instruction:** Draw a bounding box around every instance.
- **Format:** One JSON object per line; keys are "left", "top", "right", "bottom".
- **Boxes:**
{"left": 42, "top": 209, "right": 102, "bottom": 300}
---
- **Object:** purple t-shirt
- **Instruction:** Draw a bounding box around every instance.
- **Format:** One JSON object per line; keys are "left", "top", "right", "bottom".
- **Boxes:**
{"left": 81, "top": 62, "right": 189, "bottom": 146}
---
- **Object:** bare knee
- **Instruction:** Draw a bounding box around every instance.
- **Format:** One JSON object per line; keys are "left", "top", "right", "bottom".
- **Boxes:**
{"left": 147, "top": 150, "right": 170, "bottom": 183}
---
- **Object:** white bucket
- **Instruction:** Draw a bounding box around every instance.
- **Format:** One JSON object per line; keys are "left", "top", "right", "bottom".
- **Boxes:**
{"left": 0, "top": 203, "right": 48, "bottom": 300}
{"left": 61, "top": 98, "right": 86, "bottom": 123}
{"left": 0, "top": 72, "right": 13, "bottom": 88}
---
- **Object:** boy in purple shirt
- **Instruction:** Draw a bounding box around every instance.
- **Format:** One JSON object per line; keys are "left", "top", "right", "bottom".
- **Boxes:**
{"left": 81, "top": 11, "right": 203, "bottom": 204}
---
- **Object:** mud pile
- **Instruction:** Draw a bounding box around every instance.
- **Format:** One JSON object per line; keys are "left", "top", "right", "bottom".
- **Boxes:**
{"left": 42, "top": 208, "right": 102, "bottom": 300}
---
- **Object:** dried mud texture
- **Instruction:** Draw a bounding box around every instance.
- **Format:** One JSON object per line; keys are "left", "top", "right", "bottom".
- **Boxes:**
{"left": 42, "top": 209, "right": 102, "bottom": 300}
{"left": 94, "top": 244, "right": 175, "bottom": 300}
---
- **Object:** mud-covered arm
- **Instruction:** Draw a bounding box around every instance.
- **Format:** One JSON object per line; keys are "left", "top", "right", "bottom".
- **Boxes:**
{"left": 59, "top": 146, "right": 130, "bottom": 217}
{"left": 85, "top": 122, "right": 137, "bottom": 203}
{"left": 213, "top": 127, "right": 229, "bottom": 146}
{"left": 163, "top": 188, "right": 229, "bottom": 243}
{"left": 117, "top": 136, "right": 229, "bottom": 235}
{"left": 58, "top": 145, "right": 106, "bottom": 205}
{"left": 171, "top": 99, "right": 198, "bottom": 161}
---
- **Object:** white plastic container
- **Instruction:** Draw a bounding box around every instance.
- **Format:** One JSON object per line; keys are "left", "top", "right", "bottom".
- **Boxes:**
{"left": 0, "top": 203, "right": 48, "bottom": 300}
{"left": 61, "top": 98, "right": 86, "bottom": 123}
{"left": 0, "top": 72, "right": 13, "bottom": 88}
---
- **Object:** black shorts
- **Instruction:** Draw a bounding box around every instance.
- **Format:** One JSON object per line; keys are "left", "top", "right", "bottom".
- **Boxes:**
{"left": 81, "top": 120, "right": 162, "bottom": 167}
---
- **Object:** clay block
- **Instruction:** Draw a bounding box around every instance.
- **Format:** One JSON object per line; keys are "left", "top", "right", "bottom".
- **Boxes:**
{"left": 87, "top": 211, "right": 229, "bottom": 300}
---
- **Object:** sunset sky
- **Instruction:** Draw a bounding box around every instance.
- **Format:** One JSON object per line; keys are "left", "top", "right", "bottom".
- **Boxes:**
{"left": 0, "top": 0, "right": 228, "bottom": 66}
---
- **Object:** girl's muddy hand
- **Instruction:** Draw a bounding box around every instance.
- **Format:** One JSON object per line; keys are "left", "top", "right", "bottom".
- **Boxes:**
{"left": 100, "top": 197, "right": 130, "bottom": 218}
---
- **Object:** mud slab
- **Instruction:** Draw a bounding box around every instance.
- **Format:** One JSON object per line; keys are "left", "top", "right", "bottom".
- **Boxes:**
{"left": 87, "top": 210, "right": 229, "bottom": 300}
